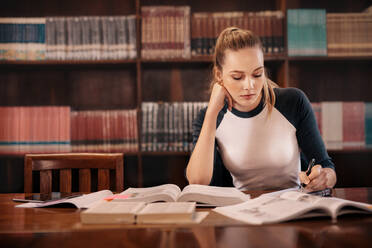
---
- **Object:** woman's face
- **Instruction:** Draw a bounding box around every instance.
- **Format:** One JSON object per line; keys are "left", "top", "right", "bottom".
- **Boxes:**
{"left": 218, "top": 47, "right": 265, "bottom": 112}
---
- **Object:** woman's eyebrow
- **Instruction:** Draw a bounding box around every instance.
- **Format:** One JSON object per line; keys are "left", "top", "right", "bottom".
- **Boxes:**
{"left": 229, "top": 66, "right": 264, "bottom": 74}
{"left": 229, "top": 70, "right": 244, "bottom": 73}
{"left": 253, "top": 66, "right": 264, "bottom": 72}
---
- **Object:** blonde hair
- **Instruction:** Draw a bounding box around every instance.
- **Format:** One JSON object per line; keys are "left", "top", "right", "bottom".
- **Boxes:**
{"left": 211, "top": 27, "right": 278, "bottom": 114}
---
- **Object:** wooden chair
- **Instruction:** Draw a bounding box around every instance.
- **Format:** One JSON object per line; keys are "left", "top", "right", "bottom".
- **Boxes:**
{"left": 24, "top": 153, "right": 123, "bottom": 193}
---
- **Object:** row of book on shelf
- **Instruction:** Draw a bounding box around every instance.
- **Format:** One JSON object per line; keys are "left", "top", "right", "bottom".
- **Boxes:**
{"left": 1, "top": 6, "right": 371, "bottom": 61}
{"left": 312, "top": 102, "right": 372, "bottom": 150}
{"left": 0, "top": 107, "right": 138, "bottom": 154}
{"left": 0, "top": 102, "right": 371, "bottom": 154}
{"left": 0, "top": 16, "right": 137, "bottom": 61}
{"left": 191, "top": 11, "right": 284, "bottom": 56}
{"left": 141, "top": 102, "right": 208, "bottom": 152}
{"left": 287, "top": 8, "right": 372, "bottom": 56}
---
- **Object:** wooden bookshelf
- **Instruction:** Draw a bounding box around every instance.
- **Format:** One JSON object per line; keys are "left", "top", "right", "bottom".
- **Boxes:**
{"left": 0, "top": 0, "right": 371, "bottom": 192}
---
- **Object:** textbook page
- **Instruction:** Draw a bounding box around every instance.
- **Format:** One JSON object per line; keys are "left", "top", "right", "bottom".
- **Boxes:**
{"left": 117, "top": 184, "right": 181, "bottom": 203}
{"left": 213, "top": 194, "right": 331, "bottom": 225}
{"left": 214, "top": 191, "right": 372, "bottom": 225}
{"left": 15, "top": 190, "right": 114, "bottom": 209}
{"left": 177, "top": 184, "right": 250, "bottom": 207}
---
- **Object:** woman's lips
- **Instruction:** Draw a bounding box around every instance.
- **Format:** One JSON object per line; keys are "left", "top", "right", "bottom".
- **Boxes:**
{"left": 240, "top": 94, "right": 255, "bottom": 100}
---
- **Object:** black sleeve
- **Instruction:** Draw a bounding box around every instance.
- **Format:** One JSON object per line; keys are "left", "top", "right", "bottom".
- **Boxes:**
{"left": 189, "top": 106, "right": 233, "bottom": 187}
{"left": 275, "top": 88, "right": 335, "bottom": 171}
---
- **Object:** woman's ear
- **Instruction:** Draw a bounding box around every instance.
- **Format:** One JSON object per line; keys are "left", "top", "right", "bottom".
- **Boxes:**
{"left": 215, "top": 68, "right": 223, "bottom": 83}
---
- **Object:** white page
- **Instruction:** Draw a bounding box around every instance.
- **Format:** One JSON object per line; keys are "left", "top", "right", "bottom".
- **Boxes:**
{"left": 117, "top": 184, "right": 181, "bottom": 202}
{"left": 15, "top": 190, "right": 114, "bottom": 209}
{"left": 177, "top": 184, "right": 250, "bottom": 206}
{"left": 214, "top": 195, "right": 330, "bottom": 225}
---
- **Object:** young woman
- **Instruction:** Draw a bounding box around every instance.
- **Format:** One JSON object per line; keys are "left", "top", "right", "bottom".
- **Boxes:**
{"left": 186, "top": 27, "right": 337, "bottom": 191}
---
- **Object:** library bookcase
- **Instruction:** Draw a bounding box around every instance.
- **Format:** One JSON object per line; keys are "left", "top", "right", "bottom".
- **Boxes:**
{"left": 0, "top": 0, "right": 371, "bottom": 192}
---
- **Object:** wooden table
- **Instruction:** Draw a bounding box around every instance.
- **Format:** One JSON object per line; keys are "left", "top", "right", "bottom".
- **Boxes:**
{"left": 0, "top": 188, "right": 371, "bottom": 248}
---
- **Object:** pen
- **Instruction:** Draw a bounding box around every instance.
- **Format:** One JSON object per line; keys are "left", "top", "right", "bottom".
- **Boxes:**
{"left": 305, "top": 158, "right": 316, "bottom": 176}
{"left": 299, "top": 158, "right": 316, "bottom": 190}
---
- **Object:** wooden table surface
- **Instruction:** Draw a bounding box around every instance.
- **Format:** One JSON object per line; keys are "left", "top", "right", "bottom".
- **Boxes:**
{"left": 0, "top": 188, "right": 371, "bottom": 248}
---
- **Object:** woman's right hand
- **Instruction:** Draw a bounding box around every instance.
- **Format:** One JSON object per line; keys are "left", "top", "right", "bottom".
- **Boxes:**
{"left": 208, "top": 82, "right": 233, "bottom": 115}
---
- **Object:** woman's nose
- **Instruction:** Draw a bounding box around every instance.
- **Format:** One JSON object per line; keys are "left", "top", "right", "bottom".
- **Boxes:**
{"left": 243, "top": 78, "right": 255, "bottom": 89}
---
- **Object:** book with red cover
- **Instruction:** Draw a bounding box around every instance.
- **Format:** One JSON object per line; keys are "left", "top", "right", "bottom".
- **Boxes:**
{"left": 342, "top": 102, "right": 365, "bottom": 149}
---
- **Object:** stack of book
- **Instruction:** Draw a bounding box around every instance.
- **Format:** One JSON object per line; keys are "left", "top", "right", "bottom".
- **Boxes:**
{"left": 0, "top": 106, "right": 70, "bottom": 154}
{"left": 311, "top": 102, "right": 372, "bottom": 150}
{"left": 287, "top": 9, "right": 327, "bottom": 56}
{"left": 141, "top": 6, "right": 191, "bottom": 59}
{"left": 141, "top": 102, "right": 208, "bottom": 152}
{"left": 327, "top": 12, "right": 372, "bottom": 56}
{"left": 46, "top": 16, "right": 137, "bottom": 60}
{"left": 191, "top": 11, "right": 284, "bottom": 56}
{"left": 70, "top": 109, "right": 138, "bottom": 153}
{"left": 0, "top": 18, "right": 46, "bottom": 60}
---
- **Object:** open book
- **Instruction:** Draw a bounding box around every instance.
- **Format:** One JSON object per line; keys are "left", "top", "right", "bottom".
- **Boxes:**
{"left": 80, "top": 201, "right": 209, "bottom": 224}
{"left": 213, "top": 190, "right": 372, "bottom": 225}
{"left": 15, "top": 190, "right": 115, "bottom": 209}
{"left": 15, "top": 184, "right": 249, "bottom": 208}
{"left": 114, "top": 184, "right": 250, "bottom": 207}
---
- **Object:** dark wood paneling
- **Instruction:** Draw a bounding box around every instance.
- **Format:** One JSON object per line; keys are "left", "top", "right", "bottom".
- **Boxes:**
{"left": 0, "top": 64, "right": 137, "bottom": 110}
{"left": 141, "top": 0, "right": 279, "bottom": 12}
{"left": 0, "top": 157, "right": 24, "bottom": 193}
{"left": 330, "top": 150, "right": 372, "bottom": 188}
{"left": 0, "top": 0, "right": 136, "bottom": 16}
{"left": 286, "top": 0, "right": 371, "bottom": 12}
{"left": 142, "top": 63, "right": 212, "bottom": 102}
{"left": 288, "top": 60, "right": 372, "bottom": 102}
{"left": 142, "top": 155, "right": 189, "bottom": 188}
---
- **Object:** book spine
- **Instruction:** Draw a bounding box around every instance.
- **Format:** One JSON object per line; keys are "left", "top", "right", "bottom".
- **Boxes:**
{"left": 321, "top": 102, "right": 343, "bottom": 150}
{"left": 343, "top": 102, "right": 365, "bottom": 149}
{"left": 365, "top": 103, "right": 372, "bottom": 148}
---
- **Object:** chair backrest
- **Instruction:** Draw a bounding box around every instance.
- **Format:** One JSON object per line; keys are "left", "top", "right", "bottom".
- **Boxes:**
{"left": 24, "top": 153, "right": 123, "bottom": 193}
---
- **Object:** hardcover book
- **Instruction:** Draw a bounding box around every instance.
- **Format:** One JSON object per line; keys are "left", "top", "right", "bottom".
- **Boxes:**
{"left": 80, "top": 201, "right": 209, "bottom": 224}
{"left": 214, "top": 190, "right": 372, "bottom": 225}
{"left": 114, "top": 184, "right": 250, "bottom": 207}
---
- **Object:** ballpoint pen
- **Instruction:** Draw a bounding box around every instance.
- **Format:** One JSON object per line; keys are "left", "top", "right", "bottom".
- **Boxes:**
{"left": 299, "top": 158, "right": 315, "bottom": 191}
{"left": 305, "top": 158, "right": 315, "bottom": 176}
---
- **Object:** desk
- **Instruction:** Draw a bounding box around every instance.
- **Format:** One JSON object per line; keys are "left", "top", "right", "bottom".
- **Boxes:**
{"left": 0, "top": 188, "right": 371, "bottom": 248}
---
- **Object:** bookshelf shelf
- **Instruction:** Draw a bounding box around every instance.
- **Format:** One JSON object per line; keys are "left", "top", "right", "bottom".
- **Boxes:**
{"left": 288, "top": 56, "right": 372, "bottom": 61}
{"left": 141, "top": 55, "right": 287, "bottom": 63}
{"left": 328, "top": 148, "right": 372, "bottom": 154}
{"left": 0, "top": 60, "right": 138, "bottom": 65}
{"left": 0, "top": 0, "right": 371, "bottom": 192}
{"left": 141, "top": 151, "right": 190, "bottom": 156}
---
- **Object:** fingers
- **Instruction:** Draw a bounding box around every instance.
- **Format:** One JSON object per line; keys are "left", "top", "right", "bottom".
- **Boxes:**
{"left": 211, "top": 81, "right": 233, "bottom": 111}
{"left": 299, "top": 171, "right": 310, "bottom": 185}
{"left": 299, "top": 164, "right": 329, "bottom": 191}
{"left": 308, "top": 164, "right": 322, "bottom": 180}
{"left": 305, "top": 165, "right": 328, "bottom": 191}
{"left": 306, "top": 171, "right": 327, "bottom": 191}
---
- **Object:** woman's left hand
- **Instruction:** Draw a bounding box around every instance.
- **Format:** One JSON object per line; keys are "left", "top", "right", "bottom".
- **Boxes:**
{"left": 300, "top": 165, "right": 337, "bottom": 191}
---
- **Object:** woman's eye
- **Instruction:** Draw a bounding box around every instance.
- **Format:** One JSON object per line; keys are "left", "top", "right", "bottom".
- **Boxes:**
{"left": 232, "top": 76, "right": 242, "bottom": 80}
{"left": 253, "top": 74, "right": 262, "bottom": 78}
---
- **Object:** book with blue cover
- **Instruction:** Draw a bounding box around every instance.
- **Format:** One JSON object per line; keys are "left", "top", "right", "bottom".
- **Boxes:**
{"left": 287, "top": 9, "right": 327, "bottom": 56}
